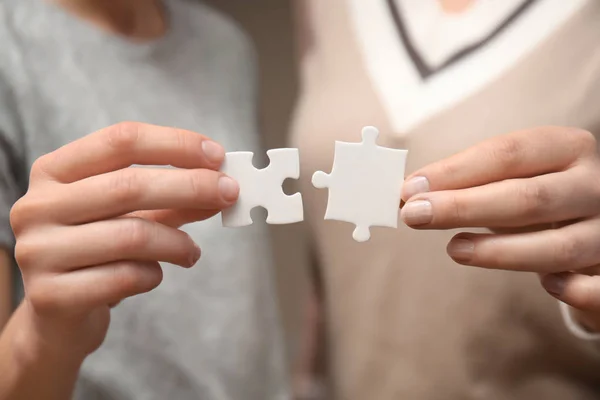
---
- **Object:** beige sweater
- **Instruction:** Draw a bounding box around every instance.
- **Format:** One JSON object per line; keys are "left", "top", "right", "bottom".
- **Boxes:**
{"left": 290, "top": 0, "right": 600, "bottom": 398}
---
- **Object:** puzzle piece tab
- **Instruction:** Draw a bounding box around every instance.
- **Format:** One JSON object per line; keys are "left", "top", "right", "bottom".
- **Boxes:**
{"left": 312, "top": 126, "right": 408, "bottom": 242}
{"left": 221, "top": 148, "right": 303, "bottom": 227}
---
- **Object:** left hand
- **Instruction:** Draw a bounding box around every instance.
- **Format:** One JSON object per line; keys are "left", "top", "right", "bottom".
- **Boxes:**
{"left": 400, "top": 126, "right": 600, "bottom": 322}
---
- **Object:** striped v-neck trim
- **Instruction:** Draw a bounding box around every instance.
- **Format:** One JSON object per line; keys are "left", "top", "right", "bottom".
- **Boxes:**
{"left": 387, "top": 0, "right": 538, "bottom": 80}
{"left": 346, "top": 0, "right": 588, "bottom": 132}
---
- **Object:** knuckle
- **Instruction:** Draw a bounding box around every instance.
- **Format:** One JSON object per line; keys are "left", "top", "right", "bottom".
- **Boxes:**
{"left": 29, "top": 154, "right": 53, "bottom": 180}
{"left": 446, "top": 193, "right": 464, "bottom": 225}
{"left": 105, "top": 121, "right": 141, "bottom": 151}
{"left": 10, "top": 195, "right": 49, "bottom": 235}
{"left": 438, "top": 161, "right": 458, "bottom": 181}
{"left": 174, "top": 128, "right": 190, "bottom": 151}
{"left": 188, "top": 171, "right": 213, "bottom": 202}
{"left": 553, "top": 235, "right": 584, "bottom": 266}
{"left": 570, "top": 128, "right": 597, "bottom": 154}
{"left": 578, "top": 164, "right": 600, "bottom": 205}
{"left": 14, "top": 236, "right": 41, "bottom": 271}
{"left": 10, "top": 198, "right": 29, "bottom": 235}
{"left": 109, "top": 169, "right": 142, "bottom": 203}
{"left": 491, "top": 137, "right": 522, "bottom": 170}
{"left": 110, "top": 263, "right": 142, "bottom": 294}
{"left": 517, "top": 181, "right": 550, "bottom": 219}
{"left": 118, "top": 218, "right": 152, "bottom": 252}
{"left": 26, "top": 277, "right": 59, "bottom": 313}
{"left": 111, "top": 262, "right": 162, "bottom": 296}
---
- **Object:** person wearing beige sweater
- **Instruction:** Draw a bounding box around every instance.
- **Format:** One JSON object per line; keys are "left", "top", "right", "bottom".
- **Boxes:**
{"left": 291, "top": 0, "right": 600, "bottom": 398}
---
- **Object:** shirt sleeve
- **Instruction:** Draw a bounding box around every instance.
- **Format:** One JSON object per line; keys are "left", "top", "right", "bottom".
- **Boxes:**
{"left": 0, "top": 5, "right": 28, "bottom": 308}
{"left": 0, "top": 5, "right": 27, "bottom": 252}
{"left": 0, "top": 62, "right": 28, "bottom": 306}
{"left": 0, "top": 76, "right": 27, "bottom": 252}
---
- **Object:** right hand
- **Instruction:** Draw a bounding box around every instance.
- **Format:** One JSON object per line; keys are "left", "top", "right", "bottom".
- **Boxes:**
{"left": 10, "top": 122, "right": 238, "bottom": 358}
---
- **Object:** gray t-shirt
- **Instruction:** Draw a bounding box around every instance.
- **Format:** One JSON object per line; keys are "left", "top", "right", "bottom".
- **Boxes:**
{"left": 0, "top": 1, "right": 289, "bottom": 399}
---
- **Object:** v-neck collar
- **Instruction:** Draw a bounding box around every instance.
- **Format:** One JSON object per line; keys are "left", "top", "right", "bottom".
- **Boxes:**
{"left": 387, "top": 0, "right": 538, "bottom": 80}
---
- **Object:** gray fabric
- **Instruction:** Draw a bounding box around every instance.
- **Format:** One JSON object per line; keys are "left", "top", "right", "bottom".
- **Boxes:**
{"left": 0, "top": 0, "right": 289, "bottom": 399}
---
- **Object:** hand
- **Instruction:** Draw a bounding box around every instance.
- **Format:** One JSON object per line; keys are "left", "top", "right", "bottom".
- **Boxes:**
{"left": 400, "top": 127, "right": 600, "bottom": 328}
{"left": 10, "top": 122, "right": 238, "bottom": 358}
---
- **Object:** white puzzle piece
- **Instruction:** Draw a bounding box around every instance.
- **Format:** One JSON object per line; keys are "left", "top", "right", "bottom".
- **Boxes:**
{"left": 312, "top": 126, "right": 408, "bottom": 242}
{"left": 221, "top": 148, "right": 304, "bottom": 227}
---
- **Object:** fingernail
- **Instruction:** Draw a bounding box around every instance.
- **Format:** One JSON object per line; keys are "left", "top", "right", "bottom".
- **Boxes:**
{"left": 447, "top": 238, "right": 475, "bottom": 262}
{"left": 219, "top": 176, "right": 239, "bottom": 202}
{"left": 202, "top": 140, "right": 225, "bottom": 164}
{"left": 403, "top": 176, "right": 430, "bottom": 200}
{"left": 401, "top": 200, "right": 433, "bottom": 225}
{"left": 189, "top": 243, "right": 201, "bottom": 267}
{"left": 542, "top": 274, "right": 565, "bottom": 296}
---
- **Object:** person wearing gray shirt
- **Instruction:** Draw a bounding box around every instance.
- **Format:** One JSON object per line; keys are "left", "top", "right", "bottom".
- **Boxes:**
{"left": 0, "top": 0, "right": 289, "bottom": 399}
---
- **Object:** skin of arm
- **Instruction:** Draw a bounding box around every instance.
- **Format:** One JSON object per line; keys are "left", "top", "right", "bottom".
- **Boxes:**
{"left": 0, "top": 253, "right": 80, "bottom": 400}
{"left": 0, "top": 302, "right": 85, "bottom": 400}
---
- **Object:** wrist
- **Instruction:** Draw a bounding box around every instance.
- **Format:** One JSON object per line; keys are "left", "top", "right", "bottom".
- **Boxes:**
{"left": 0, "top": 302, "right": 86, "bottom": 399}
{"left": 8, "top": 301, "right": 87, "bottom": 370}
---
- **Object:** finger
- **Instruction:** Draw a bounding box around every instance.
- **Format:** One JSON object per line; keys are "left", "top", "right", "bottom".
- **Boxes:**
{"left": 33, "top": 122, "right": 225, "bottom": 183}
{"left": 130, "top": 209, "right": 220, "bottom": 228}
{"left": 27, "top": 261, "right": 163, "bottom": 315}
{"left": 38, "top": 168, "right": 238, "bottom": 224}
{"left": 444, "top": 217, "right": 600, "bottom": 273}
{"left": 402, "top": 165, "right": 599, "bottom": 229}
{"left": 402, "top": 127, "right": 596, "bottom": 201}
{"left": 541, "top": 272, "right": 600, "bottom": 312}
{"left": 52, "top": 0, "right": 131, "bottom": 31}
{"left": 52, "top": 0, "right": 165, "bottom": 39}
{"left": 16, "top": 218, "right": 201, "bottom": 272}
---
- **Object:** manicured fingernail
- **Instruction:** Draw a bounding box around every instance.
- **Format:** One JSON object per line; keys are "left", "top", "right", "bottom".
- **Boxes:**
{"left": 219, "top": 176, "right": 239, "bottom": 202}
{"left": 401, "top": 200, "right": 432, "bottom": 225}
{"left": 542, "top": 274, "right": 565, "bottom": 297}
{"left": 403, "top": 176, "right": 430, "bottom": 200}
{"left": 202, "top": 140, "right": 225, "bottom": 164}
{"left": 447, "top": 238, "right": 474, "bottom": 262}
{"left": 189, "top": 243, "right": 201, "bottom": 267}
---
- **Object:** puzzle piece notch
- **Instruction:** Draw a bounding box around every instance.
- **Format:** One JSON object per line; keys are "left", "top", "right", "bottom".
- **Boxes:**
{"left": 311, "top": 126, "right": 408, "bottom": 242}
{"left": 221, "top": 148, "right": 304, "bottom": 227}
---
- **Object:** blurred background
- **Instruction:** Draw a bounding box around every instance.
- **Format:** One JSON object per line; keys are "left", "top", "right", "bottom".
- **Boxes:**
{"left": 205, "top": 0, "right": 314, "bottom": 379}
